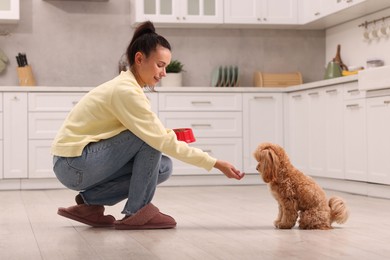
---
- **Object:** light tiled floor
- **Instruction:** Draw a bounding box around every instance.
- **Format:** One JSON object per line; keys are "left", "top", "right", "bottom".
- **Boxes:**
{"left": 1, "top": 185, "right": 390, "bottom": 259}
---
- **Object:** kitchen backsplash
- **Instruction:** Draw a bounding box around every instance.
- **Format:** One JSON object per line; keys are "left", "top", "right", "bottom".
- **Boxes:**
{"left": 0, "top": 0, "right": 325, "bottom": 87}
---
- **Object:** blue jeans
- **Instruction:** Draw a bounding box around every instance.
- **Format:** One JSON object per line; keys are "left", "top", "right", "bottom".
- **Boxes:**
{"left": 53, "top": 130, "right": 172, "bottom": 215}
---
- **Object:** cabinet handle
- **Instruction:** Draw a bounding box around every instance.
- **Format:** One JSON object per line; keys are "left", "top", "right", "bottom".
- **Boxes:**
{"left": 191, "top": 124, "right": 212, "bottom": 128}
{"left": 384, "top": 100, "right": 390, "bottom": 105}
{"left": 257, "top": 17, "right": 261, "bottom": 21}
{"left": 347, "top": 89, "right": 359, "bottom": 94}
{"left": 346, "top": 0, "right": 353, "bottom": 3}
{"left": 308, "top": 92, "right": 319, "bottom": 96}
{"left": 203, "top": 149, "right": 212, "bottom": 153}
{"left": 12, "top": 96, "right": 19, "bottom": 101}
{"left": 72, "top": 101, "right": 78, "bottom": 105}
{"left": 346, "top": 104, "right": 359, "bottom": 108}
{"left": 182, "top": 17, "right": 186, "bottom": 20}
{"left": 191, "top": 101, "right": 212, "bottom": 105}
{"left": 314, "top": 12, "right": 321, "bottom": 16}
{"left": 254, "top": 96, "right": 273, "bottom": 100}
{"left": 263, "top": 18, "right": 267, "bottom": 22}
{"left": 325, "top": 89, "right": 338, "bottom": 94}
{"left": 292, "top": 94, "right": 302, "bottom": 99}
{"left": 176, "top": 17, "right": 180, "bottom": 20}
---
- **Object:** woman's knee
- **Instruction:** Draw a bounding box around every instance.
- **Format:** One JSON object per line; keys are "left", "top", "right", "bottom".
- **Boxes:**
{"left": 157, "top": 156, "right": 173, "bottom": 184}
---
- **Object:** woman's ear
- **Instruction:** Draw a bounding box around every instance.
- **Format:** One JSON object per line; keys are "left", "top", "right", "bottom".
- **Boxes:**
{"left": 257, "top": 148, "right": 279, "bottom": 183}
{"left": 134, "top": 51, "right": 144, "bottom": 65}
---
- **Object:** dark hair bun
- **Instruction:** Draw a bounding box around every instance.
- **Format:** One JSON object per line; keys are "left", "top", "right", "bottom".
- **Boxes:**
{"left": 130, "top": 21, "right": 156, "bottom": 47}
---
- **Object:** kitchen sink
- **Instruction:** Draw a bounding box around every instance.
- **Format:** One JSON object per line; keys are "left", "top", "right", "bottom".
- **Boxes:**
{"left": 358, "top": 65, "right": 390, "bottom": 91}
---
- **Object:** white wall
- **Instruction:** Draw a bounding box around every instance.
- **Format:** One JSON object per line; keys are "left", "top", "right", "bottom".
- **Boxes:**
{"left": 326, "top": 8, "right": 390, "bottom": 70}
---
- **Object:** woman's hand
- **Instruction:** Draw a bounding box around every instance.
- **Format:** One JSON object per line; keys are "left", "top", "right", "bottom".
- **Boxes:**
{"left": 214, "top": 160, "right": 245, "bottom": 180}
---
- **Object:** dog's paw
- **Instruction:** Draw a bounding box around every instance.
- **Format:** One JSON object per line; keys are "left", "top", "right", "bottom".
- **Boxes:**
{"left": 273, "top": 220, "right": 281, "bottom": 228}
{"left": 275, "top": 221, "right": 295, "bottom": 229}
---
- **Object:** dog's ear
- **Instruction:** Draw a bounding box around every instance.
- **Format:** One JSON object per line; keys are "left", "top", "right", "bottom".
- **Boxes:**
{"left": 256, "top": 148, "right": 280, "bottom": 183}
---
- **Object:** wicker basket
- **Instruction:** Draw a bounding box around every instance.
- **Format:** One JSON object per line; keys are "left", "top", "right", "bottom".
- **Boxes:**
{"left": 253, "top": 71, "right": 302, "bottom": 87}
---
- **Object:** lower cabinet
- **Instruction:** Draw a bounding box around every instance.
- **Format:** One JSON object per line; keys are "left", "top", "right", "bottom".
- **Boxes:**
{"left": 285, "top": 90, "right": 309, "bottom": 173}
{"left": 343, "top": 84, "right": 367, "bottom": 182}
{"left": 27, "top": 93, "right": 86, "bottom": 179}
{"left": 286, "top": 83, "right": 352, "bottom": 180}
{"left": 366, "top": 95, "right": 390, "bottom": 185}
{"left": 3, "top": 93, "right": 28, "bottom": 178}
{"left": 1, "top": 85, "right": 390, "bottom": 190}
{"left": 242, "top": 93, "right": 284, "bottom": 174}
{"left": 158, "top": 92, "right": 243, "bottom": 175}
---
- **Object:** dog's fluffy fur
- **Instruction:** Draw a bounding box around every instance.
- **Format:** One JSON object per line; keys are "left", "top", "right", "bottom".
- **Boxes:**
{"left": 253, "top": 142, "right": 349, "bottom": 230}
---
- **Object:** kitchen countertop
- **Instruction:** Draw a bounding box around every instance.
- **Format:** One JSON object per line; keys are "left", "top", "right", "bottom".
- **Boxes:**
{"left": 0, "top": 75, "right": 358, "bottom": 93}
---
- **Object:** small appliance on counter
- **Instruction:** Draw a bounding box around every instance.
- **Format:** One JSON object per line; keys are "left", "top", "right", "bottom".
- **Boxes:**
{"left": 324, "top": 60, "right": 342, "bottom": 79}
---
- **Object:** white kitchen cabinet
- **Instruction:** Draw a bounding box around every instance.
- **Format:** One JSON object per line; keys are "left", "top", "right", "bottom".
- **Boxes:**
{"left": 366, "top": 96, "right": 390, "bottom": 185}
{"left": 285, "top": 90, "right": 309, "bottom": 173}
{"left": 224, "top": 0, "right": 298, "bottom": 24}
{"left": 323, "top": 87, "right": 344, "bottom": 179}
{"left": 132, "top": 0, "right": 223, "bottom": 24}
{"left": 0, "top": 0, "right": 19, "bottom": 23}
{"left": 3, "top": 93, "right": 28, "bottom": 178}
{"left": 306, "top": 86, "right": 344, "bottom": 178}
{"left": 332, "top": 0, "right": 366, "bottom": 13}
{"left": 299, "top": 0, "right": 332, "bottom": 24}
{"left": 28, "top": 93, "right": 85, "bottom": 179}
{"left": 158, "top": 92, "right": 242, "bottom": 175}
{"left": 343, "top": 98, "right": 367, "bottom": 182}
{"left": 306, "top": 89, "right": 326, "bottom": 177}
{"left": 242, "top": 93, "right": 284, "bottom": 174}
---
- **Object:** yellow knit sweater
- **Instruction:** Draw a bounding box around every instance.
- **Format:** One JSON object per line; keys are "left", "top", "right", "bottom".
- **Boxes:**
{"left": 51, "top": 70, "right": 216, "bottom": 171}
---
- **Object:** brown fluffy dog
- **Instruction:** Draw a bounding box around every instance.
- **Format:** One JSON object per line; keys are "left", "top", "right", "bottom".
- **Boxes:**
{"left": 253, "top": 142, "right": 349, "bottom": 230}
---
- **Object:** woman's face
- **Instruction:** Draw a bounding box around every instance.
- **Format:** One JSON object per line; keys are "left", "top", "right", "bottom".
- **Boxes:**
{"left": 134, "top": 45, "right": 172, "bottom": 87}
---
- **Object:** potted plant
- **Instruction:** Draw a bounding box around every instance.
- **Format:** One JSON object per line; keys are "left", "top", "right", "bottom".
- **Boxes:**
{"left": 160, "top": 59, "right": 184, "bottom": 87}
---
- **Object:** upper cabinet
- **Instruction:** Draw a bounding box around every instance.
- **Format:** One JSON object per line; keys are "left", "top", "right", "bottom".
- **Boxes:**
{"left": 299, "top": 0, "right": 332, "bottom": 24}
{"left": 0, "top": 0, "right": 19, "bottom": 23}
{"left": 332, "top": 0, "right": 366, "bottom": 12}
{"left": 224, "top": 0, "right": 298, "bottom": 25}
{"left": 300, "top": 0, "right": 390, "bottom": 29}
{"left": 131, "top": 0, "right": 390, "bottom": 29}
{"left": 132, "top": 0, "right": 223, "bottom": 25}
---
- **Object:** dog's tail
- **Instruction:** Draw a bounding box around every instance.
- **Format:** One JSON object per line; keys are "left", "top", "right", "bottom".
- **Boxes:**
{"left": 328, "top": 196, "right": 349, "bottom": 224}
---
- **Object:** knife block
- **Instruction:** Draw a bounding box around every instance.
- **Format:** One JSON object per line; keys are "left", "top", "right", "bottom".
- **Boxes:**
{"left": 17, "top": 65, "right": 36, "bottom": 86}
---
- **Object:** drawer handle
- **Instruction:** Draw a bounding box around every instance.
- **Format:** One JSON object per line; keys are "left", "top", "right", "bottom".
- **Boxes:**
{"left": 203, "top": 149, "right": 212, "bottom": 153}
{"left": 308, "top": 92, "right": 319, "bottom": 96}
{"left": 292, "top": 95, "right": 302, "bottom": 99}
{"left": 254, "top": 96, "right": 273, "bottom": 99}
{"left": 346, "top": 104, "right": 359, "bottom": 108}
{"left": 72, "top": 101, "right": 78, "bottom": 105}
{"left": 347, "top": 89, "right": 359, "bottom": 94}
{"left": 384, "top": 101, "right": 390, "bottom": 105}
{"left": 191, "top": 101, "right": 212, "bottom": 105}
{"left": 191, "top": 124, "right": 212, "bottom": 128}
{"left": 325, "top": 89, "right": 338, "bottom": 94}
